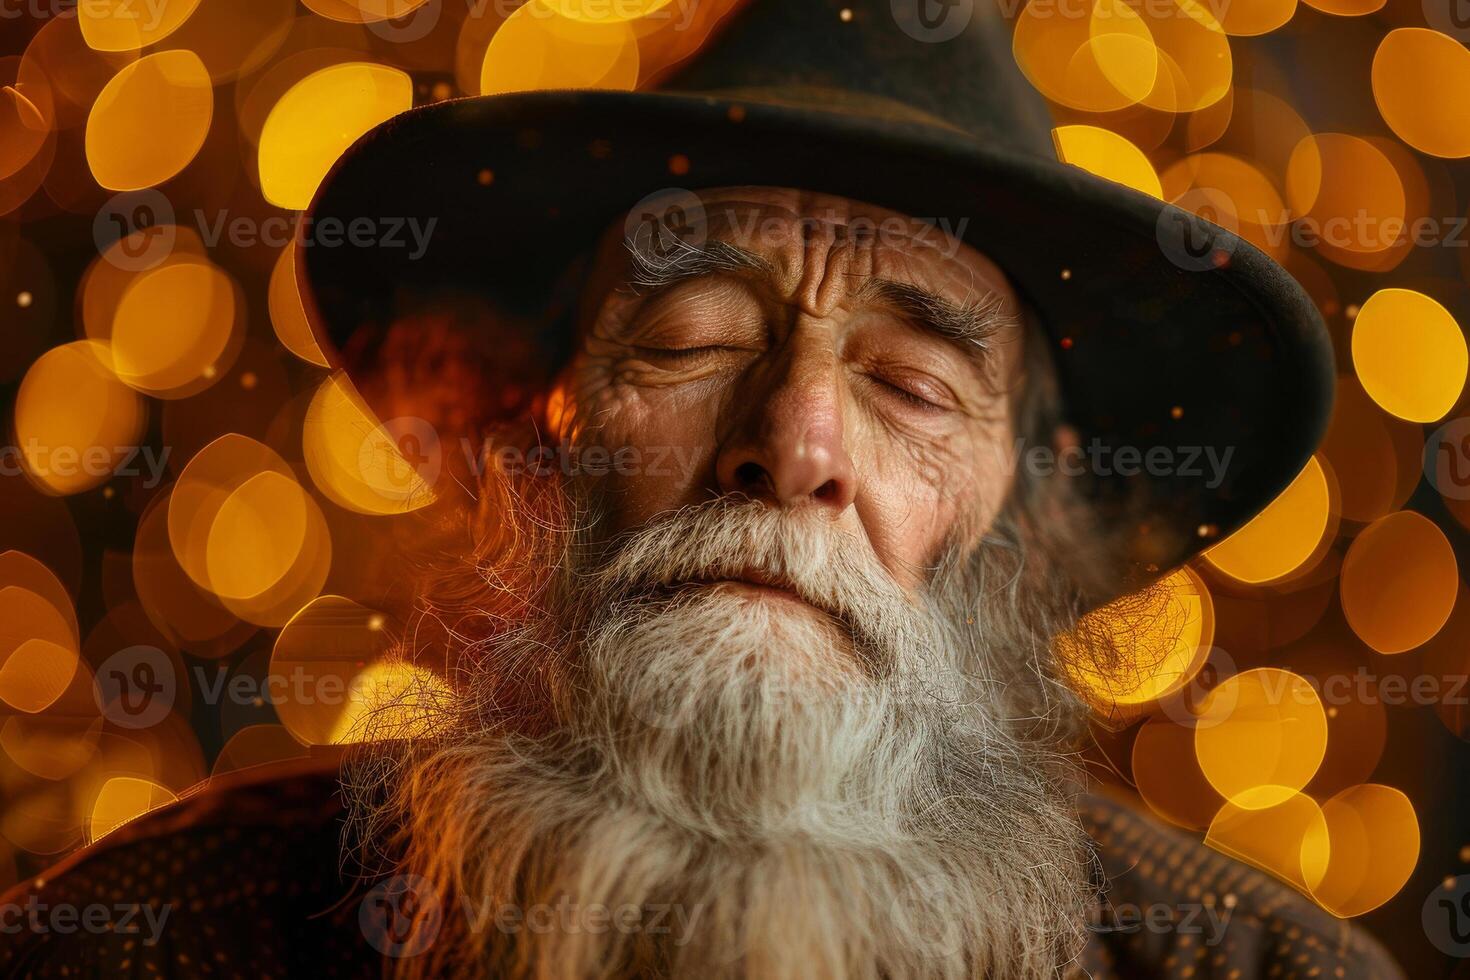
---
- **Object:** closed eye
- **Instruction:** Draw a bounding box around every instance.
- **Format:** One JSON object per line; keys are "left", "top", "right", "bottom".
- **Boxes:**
{"left": 632, "top": 344, "right": 737, "bottom": 362}
{"left": 869, "top": 374, "right": 949, "bottom": 413}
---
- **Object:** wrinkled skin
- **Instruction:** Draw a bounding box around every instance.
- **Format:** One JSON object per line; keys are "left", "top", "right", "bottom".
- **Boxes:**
{"left": 561, "top": 187, "right": 1026, "bottom": 593}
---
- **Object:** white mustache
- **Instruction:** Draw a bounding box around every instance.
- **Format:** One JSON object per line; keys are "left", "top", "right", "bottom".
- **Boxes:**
{"left": 574, "top": 498, "right": 924, "bottom": 670}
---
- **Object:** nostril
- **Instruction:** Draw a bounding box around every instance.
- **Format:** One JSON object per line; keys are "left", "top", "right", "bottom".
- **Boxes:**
{"left": 734, "top": 461, "right": 769, "bottom": 491}
{"left": 812, "top": 479, "right": 838, "bottom": 501}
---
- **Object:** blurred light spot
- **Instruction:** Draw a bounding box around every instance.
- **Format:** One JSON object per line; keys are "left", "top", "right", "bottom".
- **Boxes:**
{"left": 1207, "top": 791, "right": 1330, "bottom": 894}
{"left": 235, "top": 34, "right": 375, "bottom": 149}
{"left": 168, "top": 434, "right": 331, "bottom": 627}
{"left": 1136, "top": 0, "right": 1232, "bottom": 114}
{"left": 19, "top": 12, "right": 135, "bottom": 130}
{"left": 1053, "top": 125, "right": 1162, "bottom": 198}
{"left": 303, "top": 0, "right": 432, "bottom": 24}
{"left": 0, "top": 712, "right": 102, "bottom": 781}
{"left": 482, "top": 4, "right": 641, "bottom": 95}
{"left": 1194, "top": 88, "right": 1313, "bottom": 204}
{"left": 86, "top": 776, "right": 177, "bottom": 843}
{"left": 80, "top": 0, "right": 201, "bottom": 53}
{"left": 0, "top": 61, "right": 52, "bottom": 182}
{"left": 1286, "top": 134, "right": 1407, "bottom": 269}
{"left": 1217, "top": 0, "right": 1296, "bottom": 36}
{"left": 1063, "top": 567, "right": 1213, "bottom": 709}
{"left": 97, "top": 256, "right": 240, "bottom": 398}
{"left": 1341, "top": 510, "right": 1457, "bottom": 654}
{"left": 1318, "top": 376, "right": 1421, "bottom": 524}
{"left": 1352, "top": 288, "right": 1467, "bottom": 423}
{"left": 1204, "top": 456, "right": 1332, "bottom": 584}
{"left": 0, "top": 552, "right": 76, "bottom": 636}
{"left": 204, "top": 471, "right": 311, "bottom": 601}
{"left": 133, "top": 489, "right": 256, "bottom": 658}
{"left": 268, "top": 242, "right": 330, "bottom": 367}
{"left": 0, "top": 118, "right": 55, "bottom": 217}
{"left": 81, "top": 224, "right": 207, "bottom": 344}
{"left": 303, "top": 373, "right": 438, "bottom": 515}
{"left": 2, "top": 774, "right": 85, "bottom": 855}
{"left": 1184, "top": 84, "right": 1233, "bottom": 152}
{"left": 1014, "top": 0, "right": 1157, "bottom": 113}
{"left": 85, "top": 50, "right": 213, "bottom": 191}
{"left": 162, "top": 0, "right": 294, "bottom": 84}
{"left": 1133, "top": 715, "right": 1226, "bottom": 830}
{"left": 15, "top": 341, "right": 147, "bottom": 496}
{"left": 1373, "top": 30, "right": 1470, "bottom": 159}
{"left": 1300, "top": 0, "right": 1383, "bottom": 12}
{"left": 625, "top": 0, "right": 742, "bottom": 84}
{"left": 1195, "top": 668, "right": 1327, "bottom": 809}
{"left": 535, "top": 0, "right": 677, "bottom": 22}
{"left": 330, "top": 661, "right": 451, "bottom": 743}
{"left": 1161, "top": 151, "right": 1289, "bottom": 258}
{"left": 211, "top": 724, "right": 310, "bottom": 776}
{"left": 271, "top": 595, "right": 395, "bottom": 745}
{"left": 0, "top": 588, "right": 79, "bottom": 714}
{"left": 1302, "top": 784, "right": 1418, "bottom": 916}
{"left": 257, "top": 61, "right": 411, "bottom": 210}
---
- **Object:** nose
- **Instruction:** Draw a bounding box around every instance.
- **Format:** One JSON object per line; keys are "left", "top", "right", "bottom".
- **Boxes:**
{"left": 715, "top": 336, "right": 857, "bottom": 513}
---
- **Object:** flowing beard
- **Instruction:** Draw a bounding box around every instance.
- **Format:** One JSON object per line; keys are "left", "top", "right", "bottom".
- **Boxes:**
{"left": 348, "top": 494, "right": 1096, "bottom": 980}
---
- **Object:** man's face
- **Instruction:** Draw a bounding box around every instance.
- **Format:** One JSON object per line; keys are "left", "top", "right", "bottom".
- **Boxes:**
{"left": 563, "top": 187, "right": 1025, "bottom": 593}
{"left": 364, "top": 191, "right": 1094, "bottom": 980}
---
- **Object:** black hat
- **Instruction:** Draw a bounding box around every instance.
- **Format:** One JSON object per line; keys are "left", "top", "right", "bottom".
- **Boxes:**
{"left": 299, "top": 0, "right": 1333, "bottom": 597}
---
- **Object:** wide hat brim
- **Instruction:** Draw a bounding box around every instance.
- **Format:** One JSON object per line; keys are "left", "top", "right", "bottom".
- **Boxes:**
{"left": 299, "top": 89, "right": 1334, "bottom": 594}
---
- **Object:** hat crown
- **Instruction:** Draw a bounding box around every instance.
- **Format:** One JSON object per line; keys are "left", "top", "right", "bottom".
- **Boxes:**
{"left": 663, "top": 0, "right": 1055, "bottom": 156}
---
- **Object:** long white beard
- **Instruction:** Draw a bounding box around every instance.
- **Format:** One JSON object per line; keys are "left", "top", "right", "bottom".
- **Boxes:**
{"left": 355, "top": 499, "right": 1094, "bottom": 979}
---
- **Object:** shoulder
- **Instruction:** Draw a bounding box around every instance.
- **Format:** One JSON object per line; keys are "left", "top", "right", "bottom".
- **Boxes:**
{"left": 0, "top": 755, "right": 383, "bottom": 979}
{"left": 1075, "top": 790, "right": 1405, "bottom": 980}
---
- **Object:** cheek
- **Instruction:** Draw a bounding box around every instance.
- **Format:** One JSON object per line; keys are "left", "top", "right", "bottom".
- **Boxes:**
{"left": 852, "top": 416, "right": 1016, "bottom": 586}
{"left": 566, "top": 358, "right": 721, "bottom": 531}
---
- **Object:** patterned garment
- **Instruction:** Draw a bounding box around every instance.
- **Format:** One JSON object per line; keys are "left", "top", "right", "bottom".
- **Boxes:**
{"left": 0, "top": 758, "right": 1403, "bottom": 979}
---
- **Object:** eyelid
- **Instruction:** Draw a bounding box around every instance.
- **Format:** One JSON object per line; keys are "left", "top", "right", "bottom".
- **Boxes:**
{"left": 869, "top": 372, "right": 955, "bottom": 413}
{"left": 630, "top": 343, "right": 751, "bottom": 364}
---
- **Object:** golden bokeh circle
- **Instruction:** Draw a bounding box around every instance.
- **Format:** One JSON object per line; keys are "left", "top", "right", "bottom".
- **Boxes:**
{"left": 1351, "top": 288, "right": 1467, "bottom": 424}
{"left": 1340, "top": 510, "right": 1458, "bottom": 655}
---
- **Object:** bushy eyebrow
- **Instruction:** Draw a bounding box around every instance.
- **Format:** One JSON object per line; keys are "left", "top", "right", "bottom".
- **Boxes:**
{"left": 622, "top": 238, "right": 771, "bottom": 294}
{"left": 855, "top": 278, "right": 1016, "bottom": 353}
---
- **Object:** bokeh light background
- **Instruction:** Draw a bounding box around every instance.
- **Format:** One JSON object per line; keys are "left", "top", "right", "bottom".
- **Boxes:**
{"left": 1, "top": 0, "right": 1469, "bottom": 971}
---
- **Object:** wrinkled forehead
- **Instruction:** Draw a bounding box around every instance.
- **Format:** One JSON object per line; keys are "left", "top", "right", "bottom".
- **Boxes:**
{"left": 592, "top": 185, "right": 1019, "bottom": 310}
